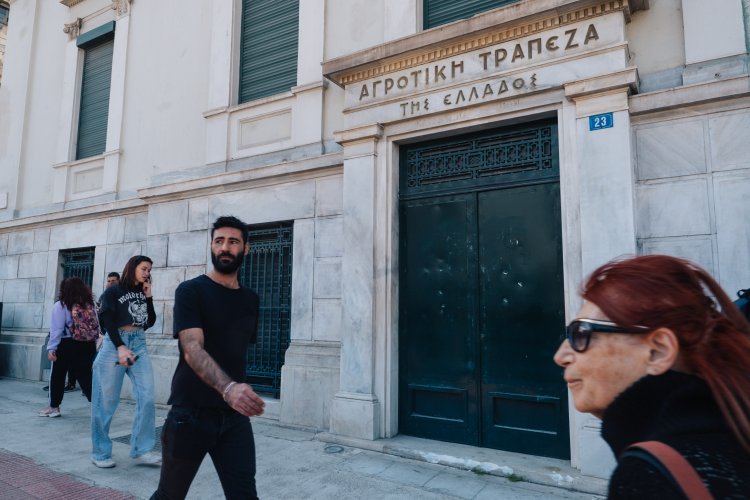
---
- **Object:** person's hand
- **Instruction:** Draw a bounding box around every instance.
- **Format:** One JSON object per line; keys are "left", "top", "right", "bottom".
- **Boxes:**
{"left": 225, "top": 383, "right": 265, "bottom": 417}
{"left": 47, "top": 350, "right": 57, "bottom": 362}
{"left": 117, "top": 345, "right": 136, "bottom": 367}
{"left": 142, "top": 278, "right": 152, "bottom": 298}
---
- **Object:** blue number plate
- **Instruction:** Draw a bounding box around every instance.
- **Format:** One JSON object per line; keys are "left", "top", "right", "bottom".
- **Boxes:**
{"left": 589, "top": 112, "right": 613, "bottom": 131}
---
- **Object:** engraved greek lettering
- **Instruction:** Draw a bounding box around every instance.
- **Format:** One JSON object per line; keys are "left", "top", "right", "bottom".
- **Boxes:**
{"left": 434, "top": 65, "right": 447, "bottom": 81}
{"left": 372, "top": 80, "right": 382, "bottom": 97}
{"left": 468, "top": 87, "right": 479, "bottom": 101}
{"left": 397, "top": 76, "right": 409, "bottom": 89}
{"left": 483, "top": 83, "right": 494, "bottom": 97}
{"left": 512, "top": 44, "right": 525, "bottom": 62}
{"left": 513, "top": 78, "right": 525, "bottom": 89}
{"left": 410, "top": 101, "right": 420, "bottom": 113}
{"left": 498, "top": 80, "right": 509, "bottom": 94}
{"left": 410, "top": 70, "right": 422, "bottom": 87}
{"left": 495, "top": 48, "right": 507, "bottom": 67}
{"left": 423, "top": 98, "right": 430, "bottom": 111}
{"left": 359, "top": 85, "right": 369, "bottom": 101}
{"left": 443, "top": 94, "right": 452, "bottom": 105}
{"left": 546, "top": 36, "right": 559, "bottom": 51}
{"left": 527, "top": 38, "right": 542, "bottom": 59}
{"left": 400, "top": 102, "right": 409, "bottom": 116}
{"left": 479, "top": 52, "right": 492, "bottom": 70}
{"left": 384, "top": 78, "right": 394, "bottom": 94}
{"left": 455, "top": 90, "right": 466, "bottom": 104}
{"left": 451, "top": 60, "right": 464, "bottom": 78}
{"left": 584, "top": 24, "right": 599, "bottom": 44}
{"left": 565, "top": 29, "right": 579, "bottom": 49}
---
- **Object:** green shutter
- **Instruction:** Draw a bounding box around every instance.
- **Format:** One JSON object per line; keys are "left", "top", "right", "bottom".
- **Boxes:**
{"left": 76, "top": 36, "right": 114, "bottom": 160}
{"left": 239, "top": 0, "right": 299, "bottom": 104}
{"left": 424, "top": 0, "right": 519, "bottom": 29}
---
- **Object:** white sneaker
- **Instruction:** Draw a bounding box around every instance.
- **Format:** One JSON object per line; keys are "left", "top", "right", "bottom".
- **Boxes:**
{"left": 92, "top": 457, "right": 116, "bottom": 468}
{"left": 134, "top": 452, "right": 162, "bottom": 466}
{"left": 38, "top": 406, "right": 61, "bottom": 418}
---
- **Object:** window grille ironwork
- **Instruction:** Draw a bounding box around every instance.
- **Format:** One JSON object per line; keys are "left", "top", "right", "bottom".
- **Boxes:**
{"left": 239, "top": 222, "right": 293, "bottom": 398}
{"left": 60, "top": 247, "right": 96, "bottom": 288}
{"left": 401, "top": 121, "right": 558, "bottom": 199}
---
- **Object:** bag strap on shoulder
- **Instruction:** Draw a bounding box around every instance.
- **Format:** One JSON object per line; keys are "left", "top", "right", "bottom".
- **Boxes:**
{"left": 625, "top": 441, "right": 713, "bottom": 500}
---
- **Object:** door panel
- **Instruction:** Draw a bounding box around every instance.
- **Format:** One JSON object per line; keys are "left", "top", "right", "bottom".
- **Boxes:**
{"left": 478, "top": 183, "right": 568, "bottom": 458}
{"left": 399, "top": 194, "right": 480, "bottom": 445}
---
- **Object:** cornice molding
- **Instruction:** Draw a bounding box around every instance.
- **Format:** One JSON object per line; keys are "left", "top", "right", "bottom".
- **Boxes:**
{"left": 60, "top": 0, "right": 86, "bottom": 6}
{"left": 324, "top": 0, "right": 637, "bottom": 87}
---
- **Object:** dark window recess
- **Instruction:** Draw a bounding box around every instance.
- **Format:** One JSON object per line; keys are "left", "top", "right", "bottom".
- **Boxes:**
{"left": 76, "top": 34, "right": 114, "bottom": 160}
{"left": 238, "top": 0, "right": 299, "bottom": 103}
{"left": 60, "top": 247, "right": 96, "bottom": 288}
{"left": 239, "top": 222, "right": 293, "bottom": 398}
{"left": 424, "top": 0, "right": 519, "bottom": 29}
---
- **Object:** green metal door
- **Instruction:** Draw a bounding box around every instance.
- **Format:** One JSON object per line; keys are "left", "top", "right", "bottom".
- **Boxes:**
{"left": 399, "top": 120, "right": 569, "bottom": 458}
{"left": 399, "top": 194, "right": 480, "bottom": 445}
{"left": 478, "top": 183, "right": 568, "bottom": 457}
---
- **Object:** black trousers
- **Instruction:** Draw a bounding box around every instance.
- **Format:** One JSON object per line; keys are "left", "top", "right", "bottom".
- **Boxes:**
{"left": 151, "top": 406, "right": 258, "bottom": 500}
{"left": 48, "top": 338, "right": 95, "bottom": 407}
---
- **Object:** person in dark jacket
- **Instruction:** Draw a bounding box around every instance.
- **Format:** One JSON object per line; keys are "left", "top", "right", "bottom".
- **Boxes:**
{"left": 90, "top": 255, "right": 160, "bottom": 468}
{"left": 554, "top": 255, "right": 750, "bottom": 498}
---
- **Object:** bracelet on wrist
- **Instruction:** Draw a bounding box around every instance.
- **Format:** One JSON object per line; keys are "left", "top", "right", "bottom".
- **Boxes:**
{"left": 222, "top": 381, "right": 237, "bottom": 401}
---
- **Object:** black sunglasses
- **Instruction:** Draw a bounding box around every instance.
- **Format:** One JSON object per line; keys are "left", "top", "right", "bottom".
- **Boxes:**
{"left": 564, "top": 319, "right": 650, "bottom": 353}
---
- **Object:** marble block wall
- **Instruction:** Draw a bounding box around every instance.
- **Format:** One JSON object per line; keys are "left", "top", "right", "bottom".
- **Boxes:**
{"left": 634, "top": 107, "right": 750, "bottom": 296}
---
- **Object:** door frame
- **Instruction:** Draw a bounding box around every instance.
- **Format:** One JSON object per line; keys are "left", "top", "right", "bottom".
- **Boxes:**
{"left": 374, "top": 105, "right": 585, "bottom": 459}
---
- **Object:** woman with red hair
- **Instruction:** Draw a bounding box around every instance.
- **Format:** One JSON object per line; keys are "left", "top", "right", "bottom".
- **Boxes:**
{"left": 554, "top": 255, "right": 750, "bottom": 498}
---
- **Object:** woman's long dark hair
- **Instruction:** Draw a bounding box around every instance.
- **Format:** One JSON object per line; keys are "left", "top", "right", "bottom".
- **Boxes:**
{"left": 120, "top": 255, "right": 153, "bottom": 290}
{"left": 58, "top": 277, "right": 93, "bottom": 309}
{"left": 583, "top": 255, "right": 750, "bottom": 452}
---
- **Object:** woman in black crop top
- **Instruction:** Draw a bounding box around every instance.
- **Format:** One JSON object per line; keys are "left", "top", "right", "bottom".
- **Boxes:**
{"left": 90, "top": 255, "right": 161, "bottom": 468}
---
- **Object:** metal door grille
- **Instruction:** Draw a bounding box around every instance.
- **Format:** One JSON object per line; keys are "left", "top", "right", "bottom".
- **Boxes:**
{"left": 239, "top": 222, "right": 293, "bottom": 398}
{"left": 401, "top": 121, "right": 557, "bottom": 199}
{"left": 60, "top": 247, "right": 95, "bottom": 287}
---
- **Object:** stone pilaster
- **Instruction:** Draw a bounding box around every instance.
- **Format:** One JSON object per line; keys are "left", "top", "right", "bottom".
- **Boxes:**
{"left": 328, "top": 124, "right": 383, "bottom": 439}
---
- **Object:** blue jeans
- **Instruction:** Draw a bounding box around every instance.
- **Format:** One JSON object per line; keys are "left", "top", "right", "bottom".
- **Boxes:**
{"left": 151, "top": 406, "right": 257, "bottom": 500}
{"left": 91, "top": 329, "right": 156, "bottom": 460}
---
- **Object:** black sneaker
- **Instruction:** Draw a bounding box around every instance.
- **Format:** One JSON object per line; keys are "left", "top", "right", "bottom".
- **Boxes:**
{"left": 42, "top": 385, "right": 49, "bottom": 391}
{"left": 64, "top": 384, "right": 78, "bottom": 392}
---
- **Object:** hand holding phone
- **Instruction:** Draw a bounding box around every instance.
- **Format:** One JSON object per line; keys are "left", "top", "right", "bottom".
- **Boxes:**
{"left": 114, "top": 355, "right": 139, "bottom": 366}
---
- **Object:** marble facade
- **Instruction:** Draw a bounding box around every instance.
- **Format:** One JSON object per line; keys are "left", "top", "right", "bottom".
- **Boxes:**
{"left": 1, "top": 0, "right": 749, "bottom": 481}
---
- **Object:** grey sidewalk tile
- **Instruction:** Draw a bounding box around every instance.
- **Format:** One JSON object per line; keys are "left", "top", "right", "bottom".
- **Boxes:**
{"left": 336, "top": 453, "right": 397, "bottom": 476}
{"left": 424, "top": 471, "right": 487, "bottom": 499}
{"left": 378, "top": 461, "right": 440, "bottom": 487}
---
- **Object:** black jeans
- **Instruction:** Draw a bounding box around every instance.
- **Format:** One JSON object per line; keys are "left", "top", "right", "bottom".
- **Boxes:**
{"left": 151, "top": 406, "right": 258, "bottom": 500}
{"left": 48, "top": 338, "right": 95, "bottom": 407}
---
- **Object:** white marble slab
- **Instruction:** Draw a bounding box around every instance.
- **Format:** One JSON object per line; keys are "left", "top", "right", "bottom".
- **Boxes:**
{"left": 7, "top": 230, "right": 34, "bottom": 255}
{"left": 188, "top": 198, "right": 209, "bottom": 231}
{"left": 148, "top": 201, "right": 189, "bottom": 236}
{"left": 151, "top": 267, "right": 186, "bottom": 302}
{"left": 709, "top": 111, "right": 750, "bottom": 171}
{"left": 315, "top": 176, "right": 343, "bottom": 217}
{"left": 312, "top": 299, "right": 342, "bottom": 342}
{"left": 33, "top": 228, "right": 50, "bottom": 252}
{"left": 640, "top": 236, "right": 716, "bottom": 277}
{"left": 636, "top": 178, "right": 711, "bottom": 238}
{"left": 49, "top": 219, "right": 109, "bottom": 250}
{"left": 17, "top": 252, "right": 47, "bottom": 279}
{"left": 107, "top": 216, "right": 126, "bottom": 244}
{"left": 104, "top": 243, "right": 143, "bottom": 277}
{"left": 12, "top": 303, "right": 44, "bottom": 328}
{"left": 209, "top": 181, "right": 316, "bottom": 225}
{"left": 145, "top": 235, "right": 168, "bottom": 268}
{"left": 167, "top": 231, "right": 209, "bottom": 267}
{"left": 3, "top": 279, "right": 29, "bottom": 302}
{"left": 635, "top": 120, "right": 706, "bottom": 180}
{"left": 315, "top": 216, "right": 343, "bottom": 258}
{"left": 291, "top": 219, "right": 314, "bottom": 342}
{"left": 313, "top": 258, "right": 342, "bottom": 299}
{"left": 714, "top": 173, "right": 750, "bottom": 298}
{"left": 124, "top": 214, "right": 148, "bottom": 243}
{"left": 0, "top": 234, "right": 8, "bottom": 256}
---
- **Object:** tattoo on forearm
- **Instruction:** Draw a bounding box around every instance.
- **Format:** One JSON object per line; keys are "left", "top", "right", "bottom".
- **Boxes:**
{"left": 181, "top": 330, "right": 232, "bottom": 394}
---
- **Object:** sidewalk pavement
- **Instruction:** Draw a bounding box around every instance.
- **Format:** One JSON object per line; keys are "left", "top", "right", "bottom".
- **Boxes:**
{"left": 0, "top": 377, "right": 607, "bottom": 499}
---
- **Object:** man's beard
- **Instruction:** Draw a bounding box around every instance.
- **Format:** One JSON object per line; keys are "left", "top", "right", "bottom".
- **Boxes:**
{"left": 211, "top": 251, "right": 244, "bottom": 274}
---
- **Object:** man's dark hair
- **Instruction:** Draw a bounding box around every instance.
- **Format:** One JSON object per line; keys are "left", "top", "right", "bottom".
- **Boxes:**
{"left": 211, "top": 216, "right": 248, "bottom": 244}
{"left": 107, "top": 271, "right": 120, "bottom": 279}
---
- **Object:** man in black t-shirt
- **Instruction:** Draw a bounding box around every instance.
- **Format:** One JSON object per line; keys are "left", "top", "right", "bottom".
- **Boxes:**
{"left": 151, "top": 216, "right": 265, "bottom": 500}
